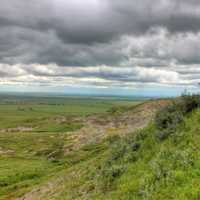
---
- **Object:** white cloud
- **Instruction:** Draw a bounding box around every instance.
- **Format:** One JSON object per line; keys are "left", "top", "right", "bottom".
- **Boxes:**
{"left": 1, "top": 27, "right": 200, "bottom": 92}
{"left": 0, "top": 63, "right": 198, "bottom": 89}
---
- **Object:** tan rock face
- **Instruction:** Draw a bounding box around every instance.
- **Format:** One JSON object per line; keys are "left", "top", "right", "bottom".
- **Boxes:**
{"left": 64, "top": 99, "right": 171, "bottom": 153}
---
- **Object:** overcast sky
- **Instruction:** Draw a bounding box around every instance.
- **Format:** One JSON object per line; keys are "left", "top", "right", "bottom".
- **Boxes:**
{"left": 1, "top": 0, "right": 200, "bottom": 96}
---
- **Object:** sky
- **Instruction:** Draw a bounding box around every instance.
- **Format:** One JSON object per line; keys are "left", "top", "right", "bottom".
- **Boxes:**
{"left": 1, "top": 0, "right": 200, "bottom": 96}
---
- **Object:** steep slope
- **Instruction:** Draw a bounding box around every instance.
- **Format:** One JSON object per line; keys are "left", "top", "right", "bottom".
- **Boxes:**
{"left": 16, "top": 97, "right": 200, "bottom": 200}
{"left": 65, "top": 99, "right": 171, "bottom": 152}
{"left": 10, "top": 99, "right": 170, "bottom": 200}
{"left": 92, "top": 109, "right": 200, "bottom": 200}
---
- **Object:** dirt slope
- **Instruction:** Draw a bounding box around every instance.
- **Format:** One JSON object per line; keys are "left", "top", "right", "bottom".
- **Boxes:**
{"left": 65, "top": 99, "right": 171, "bottom": 152}
{"left": 17, "top": 99, "right": 171, "bottom": 200}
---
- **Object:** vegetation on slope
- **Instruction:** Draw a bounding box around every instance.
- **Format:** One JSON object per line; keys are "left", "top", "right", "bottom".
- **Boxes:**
{"left": 0, "top": 95, "right": 200, "bottom": 200}
{"left": 41, "top": 95, "right": 199, "bottom": 200}
{"left": 91, "top": 95, "right": 200, "bottom": 200}
{"left": 0, "top": 96, "right": 142, "bottom": 200}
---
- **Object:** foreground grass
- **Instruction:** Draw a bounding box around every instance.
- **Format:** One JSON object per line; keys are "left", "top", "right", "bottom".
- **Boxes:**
{"left": 8, "top": 109, "right": 199, "bottom": 200}
{"left": 0, "top": 96, "right": 143, "bottom": 199}
{"left": 0, "top": 130, "right": 108, "bottom": 199}
{"left": 0, "top": 131, "right": 67, "bottom": 199}
{"left": 1, "top": 96, "right": 199, "bottom": 200}
{"left": 35, "top": 109, "right": 199, "bottom": 200}
{"left": 92, "top": 109, "right": 200, "bottom": 200}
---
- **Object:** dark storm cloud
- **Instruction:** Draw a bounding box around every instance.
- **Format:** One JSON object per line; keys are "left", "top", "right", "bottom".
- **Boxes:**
{"left": 1, "top": 0, "right": 200, "bottom": 44}
{"left": 1, "top": 0, "right": 200, "bottom": 88}
{"left": 1, "top": 0, "right": 200, "bottom": 65}
{"left": 0, "top": 25, "right": 126, "bottom": 66}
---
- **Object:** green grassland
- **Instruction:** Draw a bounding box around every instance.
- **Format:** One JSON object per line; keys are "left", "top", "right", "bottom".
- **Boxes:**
{"left": 0, "top": 95, "right": 142, "bottom": 129}
{"left": 0, "top": 94, "right": 143, "bottom": 199}
{"left": 0, "top": 94, "right": 199, "bottom": 200}
{"left": 30, "top": 97, "right": 199, "bottom": 200}
{"left": 34, "top": 109, "right": 199, "bottom": 200}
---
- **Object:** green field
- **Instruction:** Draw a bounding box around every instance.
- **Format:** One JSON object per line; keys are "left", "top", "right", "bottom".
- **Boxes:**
{"left": 0, "top": 94, "right": 199, "bottom": 200}
{"left": 0, "top": 95, "right": 142, "bottom": 129}
{"left": 0, "top": 94, "right": 143, "bottom": 200}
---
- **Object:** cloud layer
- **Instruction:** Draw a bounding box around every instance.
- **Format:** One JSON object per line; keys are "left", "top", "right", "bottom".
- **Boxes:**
{"left": 1, "top": 0, "right": 200, "bottom": 94}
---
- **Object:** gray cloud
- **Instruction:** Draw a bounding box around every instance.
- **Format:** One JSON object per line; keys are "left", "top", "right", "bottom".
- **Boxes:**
{"left": 2, "top": 0, "right": 200, "bottom": 43}
{"left": 0, "top": 0, "right": 200, "bottom": 90}
{"left": 0, "top": 63, "right": 197, "bottom": 88}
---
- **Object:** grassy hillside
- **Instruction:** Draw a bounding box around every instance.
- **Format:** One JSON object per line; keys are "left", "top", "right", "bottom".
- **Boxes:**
{"left": 0, "top": 95, "right": 143, "bottom": 200}
{"left": 0, "top": 95, "right": 199, "bottom": 200}
{"left": 92, "top": 108, "right": 200, "bottom": 200}
{"left": 50, "top": 108, "right": 199, "bottom": 200}
{"left": 16, "top": 96, "right": 199, "bottom": 200}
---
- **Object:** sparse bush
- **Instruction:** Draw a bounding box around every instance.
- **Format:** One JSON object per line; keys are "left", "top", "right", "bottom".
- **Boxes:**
{"left": 131, "top": 142, "right": 141, "bottom": 151}
{"left": 179, "top": 94, "right": 200, "bottom": 113}
{"left": 156, "top": 129, "right": 171, "bottom": 141}
{"left": 110, "top": 140, "right": 127, "bottom": 161}
{"left": 99, "top": 132, "right": 143, "bottom": 191}
{"left": 100, "top": 163, "right": 125, "bottom": 191}
{"left": 155, "top": 103, "right": 183, "bottom": 130}
{"left": 155, "top": 94, "right": 200, "bottom": 140}
{"left": 107, "top": 105, "right": 130, "bottom": 114}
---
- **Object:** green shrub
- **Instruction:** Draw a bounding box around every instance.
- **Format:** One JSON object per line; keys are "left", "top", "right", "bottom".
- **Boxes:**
{"left": 99, "top": 133, "right": 143, "bottom": 191}
{"left": 155, "top": 94, "right": 200, "bottom": 140}
{"left": 107, "top": 105, "right": 130, "bottom": 114}
{"left": 179, "top": 94, "right": 200, "bottom": 113}
{"left": 155, "top": 104, "right": 184, "bottom": 130}
{"left": 100, "top": 163, "right": 125, "bottom": 191}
